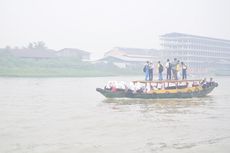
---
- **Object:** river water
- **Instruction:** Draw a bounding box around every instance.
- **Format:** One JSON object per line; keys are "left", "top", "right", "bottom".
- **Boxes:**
{"left": 0, "top": 76, "right": 230, "bottom": 153}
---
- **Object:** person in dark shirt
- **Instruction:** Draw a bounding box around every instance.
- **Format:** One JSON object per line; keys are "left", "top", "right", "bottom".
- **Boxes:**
{"left": 158, "top": 61, "right": 163, "bottom": 80}
{"left": 181, "top": 62, "right": 187, "bottom": 80}
{"left": 143, "top": 61, "right": 150, "bottom": 81}
{"left": 171, "top": 58, "right": 177, "bottom": 80}
{"left": 149, "top": 61, "right": 154, "bottom": 81}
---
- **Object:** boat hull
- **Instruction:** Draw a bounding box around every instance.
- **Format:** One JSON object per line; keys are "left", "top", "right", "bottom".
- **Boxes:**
{"left": 96, "top": 83, "right": 218, "bottom": 99}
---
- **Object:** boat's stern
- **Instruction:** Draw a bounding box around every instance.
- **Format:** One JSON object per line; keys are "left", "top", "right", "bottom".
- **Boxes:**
{"left": 96, "top": 88, "right": 104, "bottom": 94}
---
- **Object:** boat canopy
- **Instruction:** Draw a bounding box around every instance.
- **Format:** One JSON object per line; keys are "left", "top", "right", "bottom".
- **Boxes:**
{"left": 132, "top": 79, "right": 202, "bottom": 84}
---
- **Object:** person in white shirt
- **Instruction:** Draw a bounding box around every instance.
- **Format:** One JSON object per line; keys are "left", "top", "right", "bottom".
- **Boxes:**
{"left": 165, "top": 59, "right": 171, "bottom": 80}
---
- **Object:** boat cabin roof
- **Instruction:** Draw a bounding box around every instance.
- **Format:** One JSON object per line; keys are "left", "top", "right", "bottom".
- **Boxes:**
{"left": 133, "top": 79, "right": 202, "bottom": 84}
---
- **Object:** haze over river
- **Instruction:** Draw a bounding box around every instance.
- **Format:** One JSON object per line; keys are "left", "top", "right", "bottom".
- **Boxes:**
{"left": 0, "top": 76, "right": 230, "bottom": 153}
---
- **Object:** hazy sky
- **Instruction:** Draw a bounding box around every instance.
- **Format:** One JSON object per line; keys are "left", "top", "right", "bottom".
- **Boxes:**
{"left": 1, "top": 0, "right": 230, "bottom": 56}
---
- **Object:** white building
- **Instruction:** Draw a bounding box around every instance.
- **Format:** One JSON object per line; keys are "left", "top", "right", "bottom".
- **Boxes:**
{"left": 104, "top": 47, "right": 159, "bottom": 62}
{"left": 160, "top": 33, "right": 230, "bottom": 74}
{"left": 101, "top": 47, "right": 160, "bottom": 69}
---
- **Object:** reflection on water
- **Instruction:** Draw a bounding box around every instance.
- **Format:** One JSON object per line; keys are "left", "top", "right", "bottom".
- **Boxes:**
{"left": 102, "top": 96, "right": 215, "bottom": 113}
{"left": 103, "top": 97, "right": 213, "bottom": 106}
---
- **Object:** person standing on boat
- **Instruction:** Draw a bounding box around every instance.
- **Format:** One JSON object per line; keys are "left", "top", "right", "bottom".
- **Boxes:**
{"left": 149, "top": 61, "right": 154, "bottom": 81}
{"left": 158, "top": 61, "right": 163, "bottom": 80}
{"left": 171, "top": 58, "right": 177, "bottom": 80}
{"left": 165, "top": 59, "right": 171, "bottom": 80}
{"left": 181, "top": 62, "right": 187, "bottom": 79}
{"left": 143, "top": 61, "right": 150, "bottom": 81}
{"left": 176, "top": 60, "right": 180, "bottom": 80}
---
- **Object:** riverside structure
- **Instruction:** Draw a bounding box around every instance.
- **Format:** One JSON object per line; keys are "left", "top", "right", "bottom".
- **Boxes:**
{"left": 160, "top": 33, "right": 230, "bottom": 75}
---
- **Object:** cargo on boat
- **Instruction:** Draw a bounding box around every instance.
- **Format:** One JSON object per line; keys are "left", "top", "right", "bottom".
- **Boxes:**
{"left": 96, "top": 79, "right": 218, "bottom": 99}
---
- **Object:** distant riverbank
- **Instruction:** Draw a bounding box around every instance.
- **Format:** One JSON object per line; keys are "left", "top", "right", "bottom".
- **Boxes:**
{"left": 1, "top": 55, "right": 229, "bottom": 77}
{"left": 0, "top": 66, "right": 143, "bottom": 77}
{"left": 0, "top": 55, "right": 142, "bottom": 77}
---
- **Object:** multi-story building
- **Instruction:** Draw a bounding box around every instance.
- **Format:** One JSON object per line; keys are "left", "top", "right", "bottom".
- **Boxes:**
{"left": 160, "top": 33, "right": 230, "bottom": 74}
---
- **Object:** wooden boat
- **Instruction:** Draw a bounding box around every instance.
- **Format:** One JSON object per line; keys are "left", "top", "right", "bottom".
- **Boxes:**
{"left": 96, "top": 79, "right": 218, "bottom": 99}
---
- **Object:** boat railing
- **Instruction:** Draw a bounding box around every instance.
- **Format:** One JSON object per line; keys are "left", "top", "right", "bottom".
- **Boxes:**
{"left": 132, "top": 79, "right": 202, "bottom": 84}
{"left": 132, "top": 79, "right": 202, "bottom": 90}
